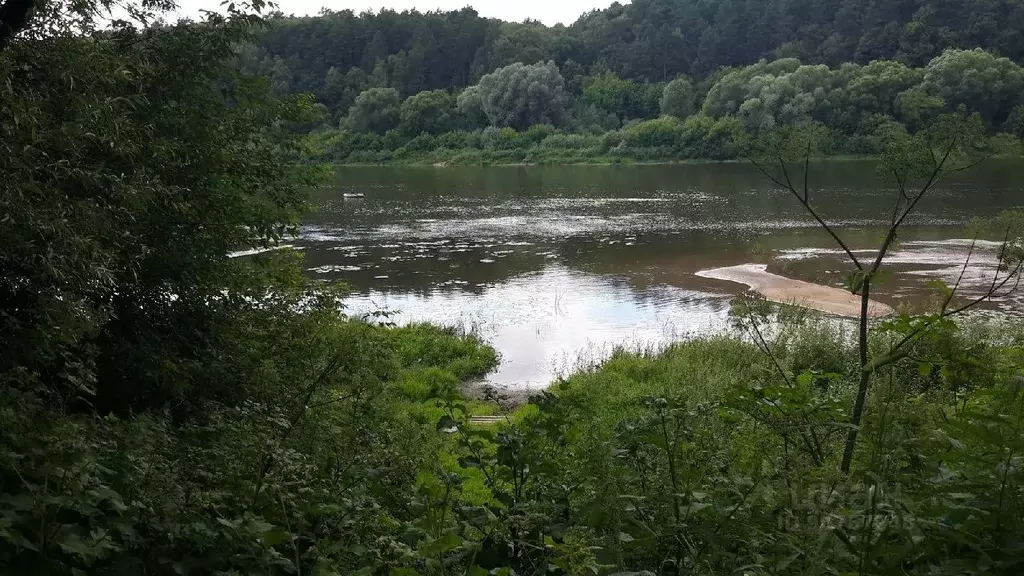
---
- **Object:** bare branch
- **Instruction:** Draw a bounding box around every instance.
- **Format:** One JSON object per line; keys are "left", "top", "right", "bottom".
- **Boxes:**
{"left": 738, "top": 312, "right": 826, "bottom": 464}
{"left": 864, "top": 238, "right": 1023, "bottom": 374}
{"left": 945, "top": 259, "right": 1022, "bottom": 317}
{"left": 945, "top": 153, "right": 992, "bottom": 173}
{"left": 891, "top": 170, "right": 909, "bottom": 202}
{"left": 802, "top": 145, "right": 811, "bottom": 203}
{"left": 942, "top": 236, "right": 977, "bottom": 312}
{"left": 891, "top": 129, "right": 960, "bottom": 232}
{"left": 778, "top": 158, "right": 795, "bottom": 191}
{"left": 744, "top": 315, "right": 793, "bottom": 388}
{"left": 867, "top": 128, "right": 962, "bottom": 280}
{"left": 749, "top": 156, "right": 864, "bottom": 270}
{"left": 887, "top": 188, "right": 904, "bottom": 230}
{"left": 748, "top": 157, "right": 792, "bottom": 191}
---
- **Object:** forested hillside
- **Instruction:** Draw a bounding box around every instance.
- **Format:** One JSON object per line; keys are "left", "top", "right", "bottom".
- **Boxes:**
{"left": 249, "top": 0, "right": 1024, "bottom": 121}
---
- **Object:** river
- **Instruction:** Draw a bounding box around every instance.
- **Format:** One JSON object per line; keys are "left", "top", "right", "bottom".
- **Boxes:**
{"left": 298, "top": 160, "right": 1024, "bottom": 389}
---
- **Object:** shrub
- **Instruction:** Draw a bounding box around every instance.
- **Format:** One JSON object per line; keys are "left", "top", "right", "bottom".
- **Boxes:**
{"left": 621, "top": 117, "right": 683, "bottom": 148}
{"left": 539, "top": 133, "right": 599, "bottom": 150}
{"left": 435, "top": 130, "right": 471, "bottom": 149}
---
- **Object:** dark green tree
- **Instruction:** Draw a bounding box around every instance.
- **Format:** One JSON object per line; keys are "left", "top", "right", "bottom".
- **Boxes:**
{"left": 661, "top": 75, "right": 694, "bottom": 119}
{"left": 344, "top": 86, "right": 401, "bottom": 134}
{"left": 475, "top": 60, "right": 569, "bottom": 130}
{"left": 399, "top": 89, "right": 456, "bottom": 135}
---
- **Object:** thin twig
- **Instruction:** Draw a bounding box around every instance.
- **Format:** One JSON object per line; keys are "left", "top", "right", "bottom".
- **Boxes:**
{"left": 748, "top": 157, "right": 864, "bottom": 270}
{"left": 942, "top": 236, "right": 978, "bottom": 312}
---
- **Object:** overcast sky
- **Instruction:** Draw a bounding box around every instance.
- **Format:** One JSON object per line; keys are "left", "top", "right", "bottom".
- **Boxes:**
{"left": 172, "top": 0, "right": 624, "bottom": 25}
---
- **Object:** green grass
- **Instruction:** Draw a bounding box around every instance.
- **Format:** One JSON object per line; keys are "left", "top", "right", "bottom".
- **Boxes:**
{"left": 390, "top": 322, "right": 499, "bottom": 381}
{"left": 541, "top": 338, "right": 766, "bottom": 429}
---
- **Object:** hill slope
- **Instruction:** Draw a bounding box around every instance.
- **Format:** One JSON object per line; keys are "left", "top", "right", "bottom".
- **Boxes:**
{"left": 248, "top": 0, "right": 1024, "bottom": 118}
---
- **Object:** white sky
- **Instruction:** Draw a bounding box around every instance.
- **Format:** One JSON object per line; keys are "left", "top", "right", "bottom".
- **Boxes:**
{"left": 172, "top": 0, "right": 624, "bottom": 25}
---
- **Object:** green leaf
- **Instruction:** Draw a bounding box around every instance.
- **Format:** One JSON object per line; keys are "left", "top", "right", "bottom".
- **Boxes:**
{"left": 919, "top": 362, "right": 933, "bottom": 377}
{"left": 349, "top": 543, "right": 367, "bottom": 557}
{"left": 796, "top": 371, "right": 814, "bottom": 387}
{"left": 844, "top": 270, "right": 868, "bottom": 294}
{"left": 215, "top": 517, "right": 237, "bottom": 529}
{"left": 261, "top": 528, "right": 291, "bottom": 547}
{"left": 421, "top": 531, "right": 464, "bottom": 555}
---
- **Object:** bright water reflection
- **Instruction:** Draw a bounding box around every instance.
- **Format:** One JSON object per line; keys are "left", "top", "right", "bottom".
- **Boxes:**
{"left": 299, "top": 161, "right": 1024, "bottom": 388}
{"left": 343, "top": 266, "right": 730, "bottom": 388}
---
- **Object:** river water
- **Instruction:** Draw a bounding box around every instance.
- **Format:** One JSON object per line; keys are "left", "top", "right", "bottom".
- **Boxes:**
{"left": 298, "top": 160, "right": 1024, "bottom": 389}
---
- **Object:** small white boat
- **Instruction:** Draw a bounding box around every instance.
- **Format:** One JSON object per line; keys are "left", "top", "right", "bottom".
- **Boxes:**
{"left": 342, "top": 193, "right": 365, "bottom": 199}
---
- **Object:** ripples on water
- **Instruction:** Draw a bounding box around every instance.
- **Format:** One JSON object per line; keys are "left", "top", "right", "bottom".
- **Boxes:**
{"left": 294, "top": 162, "right": 1024, "bottom": 389}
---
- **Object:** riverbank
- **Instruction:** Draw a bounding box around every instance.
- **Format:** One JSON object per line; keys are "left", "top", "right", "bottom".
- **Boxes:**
{"left": 323, "top": 149, "right": 1023, "bottom": 168}
{"left": 314, "top": 145, "right": 877, "bottom": 167}
{"left": 338, "top": 156, "right": 763, "bottom": 167}
{"left": 303, "top": 115, "right": 1023, "bottom": 168}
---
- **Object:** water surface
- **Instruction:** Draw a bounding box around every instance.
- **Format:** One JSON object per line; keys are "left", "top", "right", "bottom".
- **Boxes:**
{"left": 298, "top": 161, "right": 1024, "bottom": 388}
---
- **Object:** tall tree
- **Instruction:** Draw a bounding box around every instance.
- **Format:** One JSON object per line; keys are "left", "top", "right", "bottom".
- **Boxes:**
{"left": 399, "top": 89, "right": 456, "bottom": 135}
{"left": 661, "top": 75, "right": 695, "bottom": 119}
{"left": 474, "top": 60, "right": 569, "bottom": 130}
{"left": 344, "top": 86, "right": 401, "bottom": 133}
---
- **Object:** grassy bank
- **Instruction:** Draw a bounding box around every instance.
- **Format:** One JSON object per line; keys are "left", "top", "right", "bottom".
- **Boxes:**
{"left": 429, "top": 312, "right": 1024, "bottom": 574}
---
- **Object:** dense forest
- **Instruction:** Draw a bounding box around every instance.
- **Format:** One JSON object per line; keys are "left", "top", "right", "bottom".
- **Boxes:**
{"left": 3, "top": 0, "right": 1024, "bottom": 575}
{"left": 249, "top": 0, "right": 1024, "bottom": 120}
{"left": 244, "top": 1, "right": 1024, "bottom": 164}
{"left": 300, "top": 51, "right": 1024, "bottom": 165}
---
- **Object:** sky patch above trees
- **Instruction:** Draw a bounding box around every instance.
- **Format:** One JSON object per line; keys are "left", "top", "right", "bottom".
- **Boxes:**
{"left": 173, "top": 0, "right": 622, "bottom": 25}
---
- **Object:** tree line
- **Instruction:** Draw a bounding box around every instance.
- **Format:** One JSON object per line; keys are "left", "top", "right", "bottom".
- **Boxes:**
{"left": 302, "top": 49, "right": 1024, "bottom": 164}
{"left": 247, "top": 0, "right": 1024, "bottom": 123}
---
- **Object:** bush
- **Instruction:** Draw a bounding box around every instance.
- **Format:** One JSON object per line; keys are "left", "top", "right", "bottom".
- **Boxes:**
{"left": 435, "top": 130, "right": 471, "bottom": 149}
{"left": 404, "top": 132, "right": 438, "bottom": 151}
{"left": 521, "top": 124, "right": 559, "bottom": 145}
{"left": 481, "top": 126, "right": 522, "bottom": 150}
{"left": 599, "top": 130, "right": 624, "bottom": 152}
{"left": 677, "top": 114, "right": 745, "bottom": 159}
{"left": 621, "top": 117, "right": 683, "bottom": 148}
{"left": 705, "top": 116, "right": 746, "bottom": 159}
{"left": 540, "top": 133, "right": 599, "bottom": 150}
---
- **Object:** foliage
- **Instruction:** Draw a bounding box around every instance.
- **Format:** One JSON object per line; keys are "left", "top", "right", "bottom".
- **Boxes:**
{"left": 0, "top": 0, "right": 323, "bottom": 414}
{"left": 0, "top": 2, "right": 503, "bottom": 574}
{"left": 474, "top": 60, "right": 569, "bottom": 130}
{"left": 620, "top": 117, "right": 683, "bottom": 148}
{"left": 7, "top": 2, "right": 1024, "bottom": 575}
{"left": 344, "top": 87, "right": 401, "bottom": 134}
{"left": 292, "top": 41, "right": 1024, "bottom": 165}
{"left": 921, "top": 48, "right": 1024, "bottom": 129}
{"left": 246, "top": 0, "right": 1024, "bottom": 120}
{"left": 399, "top": 89, "right": 457, "bottom": 136}
{"left": 581, "top": 72, "right": 664, "bottom": 124}
{"left": 660, "top": 76, "right": 694, "bottom": 119}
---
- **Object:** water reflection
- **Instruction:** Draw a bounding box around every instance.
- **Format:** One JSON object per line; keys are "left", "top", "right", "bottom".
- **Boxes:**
{"left": 298, "top": 161, "right": 1024, "bottom": 388}
{"left": 343, "top": 266, "right": 731, "bottom": 388}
